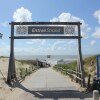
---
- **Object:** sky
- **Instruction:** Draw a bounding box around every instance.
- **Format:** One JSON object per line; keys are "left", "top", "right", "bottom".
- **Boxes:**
{"left": 0, "top": 0, "right": 100, "bottom": 56}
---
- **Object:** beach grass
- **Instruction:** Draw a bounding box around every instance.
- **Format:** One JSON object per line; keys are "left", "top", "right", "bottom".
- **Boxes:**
{"left": 53, "top": 55, "right": 98, "bottom": 77}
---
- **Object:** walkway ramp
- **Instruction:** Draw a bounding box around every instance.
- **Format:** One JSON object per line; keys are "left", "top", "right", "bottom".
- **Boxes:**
{"left": 23, "top": 67, "right": 77, "bottom": 91}
{"left": 3, "top": 67, "right": 92, "bottom": 100}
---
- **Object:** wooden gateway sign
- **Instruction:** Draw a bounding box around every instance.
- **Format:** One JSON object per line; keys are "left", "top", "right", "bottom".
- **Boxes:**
{"left": 16, "top": 25, "right": 75, "bottom": 34}
{"left": 7, "top": 22, "right": 85, "bottom": 87}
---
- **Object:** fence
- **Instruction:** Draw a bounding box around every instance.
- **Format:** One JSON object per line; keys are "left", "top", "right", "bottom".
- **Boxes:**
{"left": 54, "top": 66, "right": 83, "bottom": 86}
{"left": 11, "top": 65, "right": 40, "bottom": 83}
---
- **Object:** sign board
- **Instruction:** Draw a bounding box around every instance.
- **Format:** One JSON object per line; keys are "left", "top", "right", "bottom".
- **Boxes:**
{"left": 97, "top": 55, "right": 100, "bottom": 78}
{"left": 28, "top": 26, "right": 64, "bottom": 34}
{"left": 16, "top": 26, "right": 75, "bottom": 34}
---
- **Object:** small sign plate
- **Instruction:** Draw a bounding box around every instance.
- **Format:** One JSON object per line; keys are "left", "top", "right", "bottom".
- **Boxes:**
{"left": 16, "top": 26, "right": 28, "bottom": 34}
{"left": 64, "top": 26, "right": 75, "bottom": 34}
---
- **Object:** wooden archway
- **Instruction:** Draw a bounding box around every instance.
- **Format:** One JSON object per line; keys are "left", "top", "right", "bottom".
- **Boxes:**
{"left": 7, "top": 22, "right": 85, "bottom": 87}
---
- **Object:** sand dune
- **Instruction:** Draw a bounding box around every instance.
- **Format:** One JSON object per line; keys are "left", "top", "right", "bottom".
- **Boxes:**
{"left": 0, "top": 57, "right": 35, "bottom": 99}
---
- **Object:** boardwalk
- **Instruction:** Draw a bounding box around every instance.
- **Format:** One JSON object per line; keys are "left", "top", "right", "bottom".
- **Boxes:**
{"left": 3, "top": 67, "right": 92, "bottom": 100}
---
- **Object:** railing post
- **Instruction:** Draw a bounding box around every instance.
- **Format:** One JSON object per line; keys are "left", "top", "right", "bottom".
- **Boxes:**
{"left": 20, "top": 69, "right": 22, "bottom": 78}
{"left": 87, "top": 74, "right": 91, "bottom": 90}
{"left": 29, "top": 67, "right": 31, "bottom": 75}
{"left": 26, "top": 68, "right": 28, "bottom": 75}
{"left": 31, "top": 66, "right": 33, "bottom": 71}
{"left": 76, "top": 66, "right": 78, "bottom": 83}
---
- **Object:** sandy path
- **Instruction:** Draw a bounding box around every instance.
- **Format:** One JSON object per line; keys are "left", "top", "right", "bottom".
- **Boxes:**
{"left": 1, "top": 67, "right": 93, "bottom": 100}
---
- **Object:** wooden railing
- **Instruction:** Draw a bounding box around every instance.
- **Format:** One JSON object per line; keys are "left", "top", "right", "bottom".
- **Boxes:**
{"left": 54, "top": 66, "right": 83, "bottom": 85}
{"left": 11, "top": 65, "right": 40, "bottom": 84}
{"left": 17, "top": 65, "right": 39, "bottom": 79}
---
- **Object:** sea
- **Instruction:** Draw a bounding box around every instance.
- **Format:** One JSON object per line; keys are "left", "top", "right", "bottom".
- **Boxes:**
{"left": 15, "top": 55, "right": 92, "bottom": 65}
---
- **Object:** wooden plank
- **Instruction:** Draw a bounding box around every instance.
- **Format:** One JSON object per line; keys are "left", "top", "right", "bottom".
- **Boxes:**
{"left": 10, "top": 22, "right": 82, "bottom": 25}
{"left": 67, "top": 69, "right": 82, "bottom": 75}
{"left": 87, "top": 74, "right": 91, "bottom": 89}
{"left": 72, "top": 74, "right": 83, "bottom": 81}
{"left": 56, "top": 67, "right": 83, "bottom": 81}
{"left": 66, "top": 72, "right": 83, "bottom": 81}
{"left": 9, "top": 36, "right": 82, "bottom": 39}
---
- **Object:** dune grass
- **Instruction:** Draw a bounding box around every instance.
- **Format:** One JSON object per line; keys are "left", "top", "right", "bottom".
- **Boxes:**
{"left": 16, "top": 60, "right": 39, "bottom": 79}
{"left": 53, "top": 55, "right": 98, "bottom": 77}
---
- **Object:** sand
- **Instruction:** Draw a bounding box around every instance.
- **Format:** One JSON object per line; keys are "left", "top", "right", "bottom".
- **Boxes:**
{"left": 0, "top": 57, "right": 34, "bottom": 99}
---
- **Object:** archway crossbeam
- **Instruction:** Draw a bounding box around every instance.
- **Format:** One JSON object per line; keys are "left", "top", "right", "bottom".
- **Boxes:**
{"left": 10, "top": 36, "right": 82, "bottom": 39}
{"left": 9, "top": 22, "right": 82, "bottom": 25}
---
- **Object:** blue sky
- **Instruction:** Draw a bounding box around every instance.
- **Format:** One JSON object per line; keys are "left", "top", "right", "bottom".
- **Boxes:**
{"left": 0, "top": 0, "right": 100, "bottom": 56}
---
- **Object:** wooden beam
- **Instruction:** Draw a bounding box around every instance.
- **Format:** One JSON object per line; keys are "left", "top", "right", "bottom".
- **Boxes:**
{"left": 9, "top": 36, "right": 82, "bottom": 39}
{"left": 9, "top": 22, "right": 82, "bottom": 25}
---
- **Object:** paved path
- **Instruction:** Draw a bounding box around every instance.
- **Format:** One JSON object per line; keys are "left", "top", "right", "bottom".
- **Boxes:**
{"left": 23, "top": 67, "right": 77, "bottom": 91}
{"left": 3, "top": 67, "right": 93, "bottom": 100}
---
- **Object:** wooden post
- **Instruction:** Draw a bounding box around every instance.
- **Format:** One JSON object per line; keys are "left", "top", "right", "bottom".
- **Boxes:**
{"left": 26, "top": 68, "right": 28, "bottom": 75}
{"left": 77, "top": 54, "right": 82, "bottom": 84}
{"left": 32, "top": 66, "right": 34, "bottom": 71}
{"left": 76, "top": 57, "right": 80, "bottom": 83}
{"left": 31, "top": 66, "right": 32, "bottom": 71}
{"left": 87, "top": 74, "right": 91, "bottom": 90}
{"left": 77, "top": 22, "right": 85, "bottom": 87}
{"left": 7, "top": 22, "right": 16, "bottom": 85}
{"left": 36, "top": 60, "right": 39, "bottom": 69}
{"left": 20, "top": 69, "right": 22, "bottom": 78}
{"left": 29, "top": 67, "right": 31, "bottom": 75}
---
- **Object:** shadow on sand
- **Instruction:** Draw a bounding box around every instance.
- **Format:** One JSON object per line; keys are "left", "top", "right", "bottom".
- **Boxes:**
{"left": 12, "top": 80, "right": 93, "bottom": 100}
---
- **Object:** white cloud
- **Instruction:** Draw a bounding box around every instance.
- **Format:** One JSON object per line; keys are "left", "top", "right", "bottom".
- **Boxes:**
{"left": 41, "top": 40, "right": 46, "bottom": 45}
{"left": 50, "top": 17, "right": 59, "bottom": 22}
{"left": 14, "top": 47, "right": 34, "bottom": 53}
{"left": 94, "top": 10, "right": 100, "bottom": 24}
{"left": 13, "top": 7, "right": 32, "bottom": 22}
{"left": 0, "top": 21, "right": 8, "bottom": 27}
{"left": 0, "top": 41, "right": 77, "bottom": 55}
{"left": 81, "top": 32, "right": 89, "bottom": 39}
{"left": 51, "top": 40, "right": 65, "bottom": 51}
{"left": 67, "top": 40, "right": 76, "bottom": 44}
{"left": 26, "top": 41, "right": 33, "bottom": 45}
{"left": 0, "top": 45, "right": 10, "bottom": 55}
{"left": 50, "top": 12, "right": 90, "bottom": 39}
{"left": 92, "top": 27, "right": 100, "bottom": 38}
{"left": 26, "top": 39, "right": 46, "bottom": 46}
{"left": 26, "top": 39, "right": 40, "bottom": 44}
{"left": 90, "top": 40, "right": 96, "bottom": 45}
{"left": 14, "top": 47, "right": 52, "bottom": 55}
